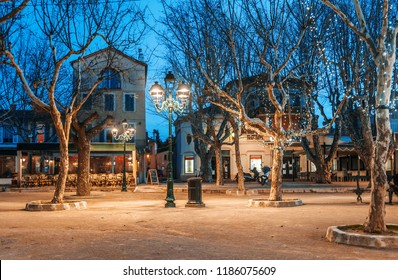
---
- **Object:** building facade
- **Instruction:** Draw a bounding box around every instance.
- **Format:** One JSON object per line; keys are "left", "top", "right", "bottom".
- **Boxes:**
{"left": 0, "top": 47, "right": 148, "bottom": 185}
{"left": 73, "top": 47, "right": 148, "bottom": 183}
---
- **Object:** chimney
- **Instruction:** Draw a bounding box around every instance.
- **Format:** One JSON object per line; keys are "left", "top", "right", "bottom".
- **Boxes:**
{"left": 138, "top": 48, "right": 144, "bottom": 61}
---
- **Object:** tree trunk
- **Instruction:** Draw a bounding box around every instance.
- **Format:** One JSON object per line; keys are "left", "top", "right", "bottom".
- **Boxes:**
{"left": 365, "top": 156, "right": 387, "bottom": 233}
{"left": 269, "top": 139, "right": 283, "bottom": 201}
{"left": 228, "top": 114, "right": 245, "bottom": 191}
{"left": 76, "top": 140, "right": 91, "bottom": 196}
{"left": 202, "top": 154, "right": 213, "bottom": 182}
{"left": 314, "top": 162, "right": 332, "bottom": 184}
{"left": 51, "top": 142, "right": 68, "bottom": 203}
{"left": 214, "top": 143, "right": 224, "bottom": 186}
{"left": 194, "top": 137, "right": 213, "bottom": 182}
{"left": 234, "top": 134, "right": 245, "bottom": 191}
{"left": 364, "top": 38, "right": 395, "bottom": 233}
{"left": 365, "top": 101, "right": 391, "bottom": 233}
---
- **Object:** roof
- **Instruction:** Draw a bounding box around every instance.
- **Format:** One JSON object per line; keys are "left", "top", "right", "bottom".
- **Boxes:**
{"left": 71, "top": 47, "right": 147, "bottom": 68}
{"left": 70, "top": 47, "right": 148, "bottom": 86}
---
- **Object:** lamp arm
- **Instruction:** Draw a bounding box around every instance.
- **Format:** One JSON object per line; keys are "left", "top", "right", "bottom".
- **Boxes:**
{"left": 154, "top": 100, "right": 168, "bottom": 112}
{"left": 113, "top": 134, "right": 122, "bottom": 141}
{"left": 172, "top": 99, "right": 186, "bottom": 113}
{"left": 113, "top": 131, "right": 135, "bottom": 142}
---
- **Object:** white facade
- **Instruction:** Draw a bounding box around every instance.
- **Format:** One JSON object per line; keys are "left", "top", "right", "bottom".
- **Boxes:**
{"left": 175, "top": 118, "right": 304, "bottom": 181}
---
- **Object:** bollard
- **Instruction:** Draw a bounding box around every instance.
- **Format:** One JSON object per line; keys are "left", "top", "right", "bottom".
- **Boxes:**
{"left": 185, "top": 177, "right": 205, "bottom": 208}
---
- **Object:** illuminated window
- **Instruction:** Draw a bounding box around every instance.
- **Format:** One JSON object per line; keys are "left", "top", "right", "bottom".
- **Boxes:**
{"left": 36, "top": 123, "right": 45, "bottom": 143}
{"left": 184, "top": 156, "right": 194, "bottom": 174}
{"left": 250, "top": 155, "right": 262, "bottom": 171}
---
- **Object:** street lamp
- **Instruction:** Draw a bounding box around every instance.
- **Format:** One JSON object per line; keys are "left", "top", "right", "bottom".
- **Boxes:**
{"left": 112, "top": 119, "right": 135, "bottom": 192}
{"left": 149, "top": 71, "right": 190, "bottom": 207}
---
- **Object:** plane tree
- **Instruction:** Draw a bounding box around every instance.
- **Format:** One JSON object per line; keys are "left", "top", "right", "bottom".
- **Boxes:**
{"left": 321, "top": 0, "right": 398, "bottom": 233}
{"left": 1, "top": 0, "right": 144, "bottom": 203}
{"left": 157, "top": 0, "right": 348, "bottom": 199}
{"left": 204, "top": 0, "right": 340, "bottom": 201}
{"left": 289, "top": 1, "right": 343, "bottom": 184}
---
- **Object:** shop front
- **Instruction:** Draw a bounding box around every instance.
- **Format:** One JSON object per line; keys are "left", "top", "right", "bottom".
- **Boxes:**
{"left": 13, "top": 142, "right": 138, "bottom": 187}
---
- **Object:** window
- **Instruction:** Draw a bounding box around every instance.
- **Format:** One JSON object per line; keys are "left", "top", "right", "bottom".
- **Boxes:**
{"left": 99, "top": 69, "right": 121, "bottom": 89}
{"left": 124, "top": 93, "right": 135, "bottom": 112}
{"left": 184, "top": 156, "right": 194, "bottom": 174}
{"left": 250, "top": 155, "right": 262, "bottom": 171}
{"left": 100, "top": 128, "right": 114, "bottom": 143}
{"left": 36, "top": 124, "right": 45, "bottom": 143}
{"left": 104, "top": 93, "right": 115, "bottom": 111}
{"left": 81, "top": 93, "right": 92, "bottom": 110}
{"left": 2, "top": 126, "right": 13, "bottom": 143}
{"left": 186, "top": 134, "right": 192, "bottom": 145}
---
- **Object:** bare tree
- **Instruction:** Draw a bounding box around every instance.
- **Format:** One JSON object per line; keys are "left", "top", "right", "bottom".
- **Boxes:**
{"left": 159, "top": 0, "right": 238, "bottom": 186}
{"left": 286, "top": 1, "right": 343, "bottom": 184}
{"left": 205, "top": 0, "right": 334, "bottom": 201}
{"left": 0, "top": 0, "right": 30, "bottom": 25}
{"left": 157, "top": 0, "right": 347, "bottom": 197}
{"left": 0, "top": 0, "right": 31, "bottom": 116}
{"left": 321, "top": 2, "right": 378, "bottom": 185}
{"left": 1, "top": 0, "right": 144, "bottom": 203}
{"left": 322, "top": 0, "right": 398, "bottom": 233}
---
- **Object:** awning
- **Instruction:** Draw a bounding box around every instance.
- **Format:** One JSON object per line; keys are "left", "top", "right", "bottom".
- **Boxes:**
{"left": 16, "top": 142, "right": 135, "bottom": 154}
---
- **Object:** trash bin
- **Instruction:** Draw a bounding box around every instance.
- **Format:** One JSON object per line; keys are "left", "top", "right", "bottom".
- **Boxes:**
{"left": 185, "top": 177, "right": 205, "bottom": 207}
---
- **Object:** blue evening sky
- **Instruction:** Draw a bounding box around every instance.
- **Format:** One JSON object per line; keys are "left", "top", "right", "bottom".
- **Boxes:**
{"left": 142, "top": 0, "right": 171, "bottom": 141}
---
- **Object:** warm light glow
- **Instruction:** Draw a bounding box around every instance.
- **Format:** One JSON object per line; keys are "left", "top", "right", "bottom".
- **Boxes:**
{"left": 176, "top": 83, "right": 190, "bottom": 107}
{"left": 149, "top": 81, "right": 165, "bottom": 106}
{"left": 127, "top": 128, "right": 135, "bottom": 137}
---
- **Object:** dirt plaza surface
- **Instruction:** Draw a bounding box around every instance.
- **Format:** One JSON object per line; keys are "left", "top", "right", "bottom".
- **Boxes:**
{"left": 0, "top": 181, "right": 398, "bottom": 260}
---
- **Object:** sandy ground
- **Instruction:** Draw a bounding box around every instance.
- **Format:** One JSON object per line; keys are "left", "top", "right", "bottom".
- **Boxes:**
{"left": 0, "top": 184, "right": 398, "bottom": 260}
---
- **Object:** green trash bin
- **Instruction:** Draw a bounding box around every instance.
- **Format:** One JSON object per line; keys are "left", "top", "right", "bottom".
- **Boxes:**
{"left": 185, "top": 177, "right": 205, "bottom": 207}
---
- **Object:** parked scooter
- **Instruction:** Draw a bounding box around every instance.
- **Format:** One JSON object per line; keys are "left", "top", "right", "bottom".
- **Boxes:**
{"left": 257, "top": 166, "right": 271, "bottom": 185}
{"left": 235, "top": 166, "right": 271, "bottom": 184}
{"left": 234, "top": 172, "right": 257, "bottom": 182}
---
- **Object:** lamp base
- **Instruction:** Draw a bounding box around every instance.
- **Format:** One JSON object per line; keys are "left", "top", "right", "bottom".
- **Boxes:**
{"left": 165, "top": 201, "right": 176, "bottom": 208}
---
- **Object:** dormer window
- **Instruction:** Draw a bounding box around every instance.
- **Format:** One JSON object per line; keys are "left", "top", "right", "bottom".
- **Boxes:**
{"left": 99, "top": 68, "right": 121, "bottom": 89}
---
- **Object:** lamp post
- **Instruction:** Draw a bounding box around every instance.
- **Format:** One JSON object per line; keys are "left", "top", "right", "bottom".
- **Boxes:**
{"left": 112, "top": 119, "right": 135, "bottom": 192}
{"left": 149, "top": 71, "right": 190, "bottom": 207}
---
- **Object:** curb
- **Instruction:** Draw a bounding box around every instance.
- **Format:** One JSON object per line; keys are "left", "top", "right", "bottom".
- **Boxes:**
{"left": 326, "top": 225, "right": 398, "bottom": 248}
{"left": 25, "top": 200, "right": 87, "bottom": 211}
{"left": 248, "top": 198, "right": 303, "bottom": 207}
